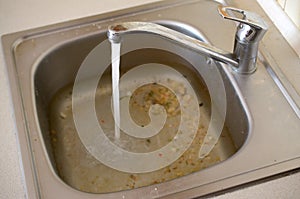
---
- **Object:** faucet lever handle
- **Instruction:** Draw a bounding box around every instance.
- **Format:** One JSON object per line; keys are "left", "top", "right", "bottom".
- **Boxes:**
{"left": 218, "top": 6, "right": 267, "bottom": 30}
{"left": 218, "top": 6, "right": 268, "bottom": 42}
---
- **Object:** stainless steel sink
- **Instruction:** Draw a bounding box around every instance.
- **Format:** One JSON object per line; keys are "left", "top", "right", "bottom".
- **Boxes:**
{"left": 2, "top": 0, "right": 300, "bottom": 198}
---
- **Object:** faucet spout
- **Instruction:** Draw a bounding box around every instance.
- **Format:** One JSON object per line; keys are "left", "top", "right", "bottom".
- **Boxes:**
{"left": 107, "top": 22, "right": 239, "bottom": 68}
{"left": 107, "top": 6, "right": 267, "bottom": 74}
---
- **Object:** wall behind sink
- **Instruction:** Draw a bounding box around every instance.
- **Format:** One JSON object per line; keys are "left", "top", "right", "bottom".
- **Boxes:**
{"left": 277, "top": 0, "right": 300, "bottom": 29}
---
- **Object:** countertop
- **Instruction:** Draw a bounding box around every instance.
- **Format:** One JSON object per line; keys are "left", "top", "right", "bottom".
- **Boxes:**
{"left": 0, "top": 0, "right": 299, "bottom": 198}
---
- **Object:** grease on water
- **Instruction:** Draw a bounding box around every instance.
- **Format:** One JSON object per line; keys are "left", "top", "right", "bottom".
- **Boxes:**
{"left": 49, "top": 80, "right": 236, "bottom": 193}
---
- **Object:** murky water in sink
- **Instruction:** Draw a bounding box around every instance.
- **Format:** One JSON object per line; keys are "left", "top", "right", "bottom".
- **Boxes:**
{"left": 49, "top": 62, "right": 236, "bottom": 193}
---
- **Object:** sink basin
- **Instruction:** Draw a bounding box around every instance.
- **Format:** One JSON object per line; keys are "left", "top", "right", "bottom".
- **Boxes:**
{"left": 38, "top": 21, "right": 248, "bottom": 193}
{"left": 2, "top": 0, "right": 300, "bottom": 198}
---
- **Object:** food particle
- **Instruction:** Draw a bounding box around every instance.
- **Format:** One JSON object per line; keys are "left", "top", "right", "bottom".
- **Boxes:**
{"left": 60, "top": 112, "right": 67, "bottom": 119}
{"left": 130, "top": 174, "right": 137, "bottom": 181}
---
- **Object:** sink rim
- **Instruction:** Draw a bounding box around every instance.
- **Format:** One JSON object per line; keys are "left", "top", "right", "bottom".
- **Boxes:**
{"left": 2, "top": 0, "right": 300, "bottom": 198}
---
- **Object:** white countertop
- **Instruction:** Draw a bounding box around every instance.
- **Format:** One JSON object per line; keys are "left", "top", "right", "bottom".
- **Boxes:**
{"left": 0, "top": 0, "right": 299, "bottom": 198}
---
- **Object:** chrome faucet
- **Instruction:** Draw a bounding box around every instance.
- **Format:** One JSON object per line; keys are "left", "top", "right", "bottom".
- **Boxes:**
{"left": 107, "top": 6, "right": 267, "bottom": 74}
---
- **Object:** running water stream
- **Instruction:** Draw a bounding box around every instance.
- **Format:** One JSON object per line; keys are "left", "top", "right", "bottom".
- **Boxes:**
{"left": 111, "top": 43, "right": 121, "bottom": 139}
